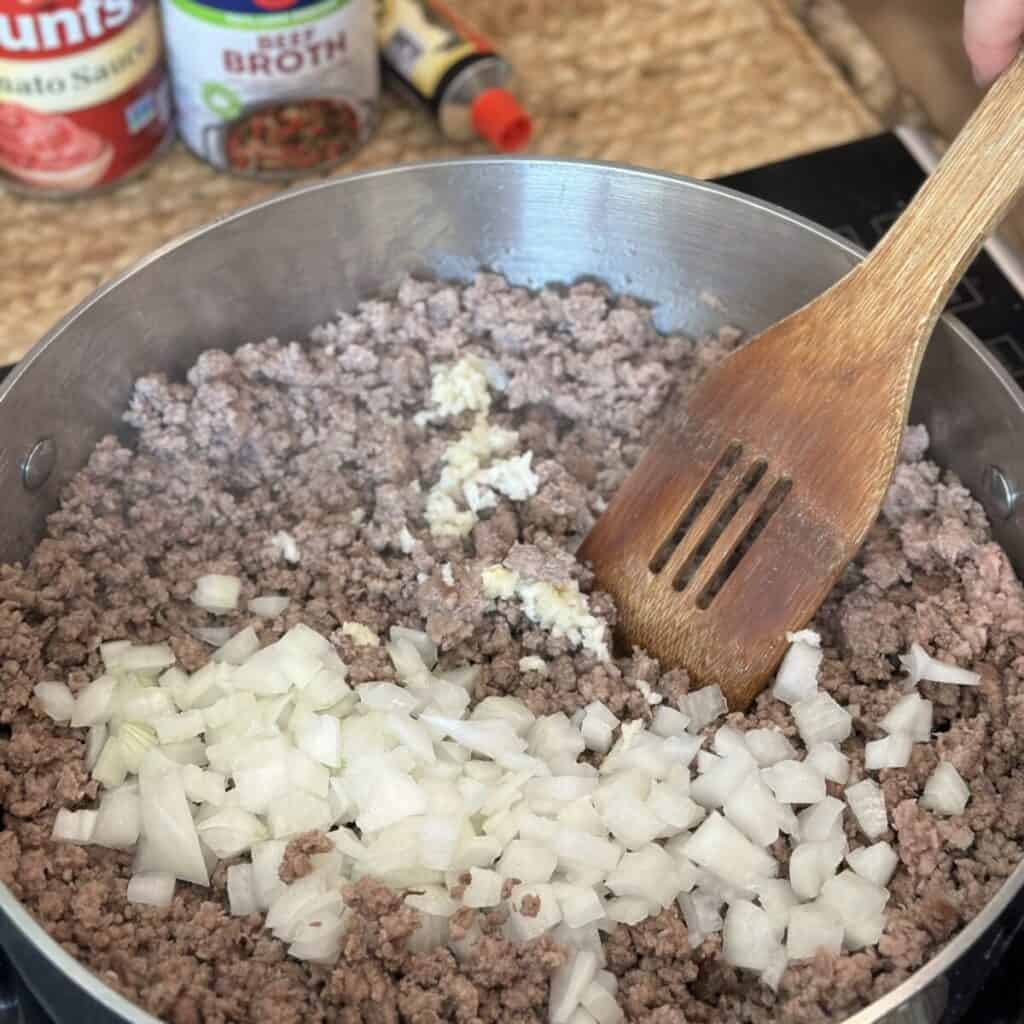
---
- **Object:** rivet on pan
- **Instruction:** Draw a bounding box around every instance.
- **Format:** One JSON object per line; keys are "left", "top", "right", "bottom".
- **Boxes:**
{"left": 983, "top": 465, "right": 1020, "bottom": 520}
{"left": 20, "top": 439, "right": 56, "bottom": 493}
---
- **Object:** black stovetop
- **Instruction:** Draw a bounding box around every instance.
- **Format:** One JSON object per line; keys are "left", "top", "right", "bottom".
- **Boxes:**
{"left": 0, "top": 131, "right": 1022, "bottom": 1023}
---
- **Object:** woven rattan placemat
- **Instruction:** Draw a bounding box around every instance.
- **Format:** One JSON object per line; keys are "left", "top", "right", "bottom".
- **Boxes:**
{"left": 1, "top": 0, "right": 880, "bottom": 364}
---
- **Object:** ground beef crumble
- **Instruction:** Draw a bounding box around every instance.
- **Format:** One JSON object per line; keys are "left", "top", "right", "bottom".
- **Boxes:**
{"left": 0, "top": 275, "right": 1021, "bottom": 1023}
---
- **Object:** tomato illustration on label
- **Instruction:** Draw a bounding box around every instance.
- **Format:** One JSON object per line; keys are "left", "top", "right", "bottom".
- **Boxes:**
{"left": 0, "top": 0, "right": 173, "bottom": 195}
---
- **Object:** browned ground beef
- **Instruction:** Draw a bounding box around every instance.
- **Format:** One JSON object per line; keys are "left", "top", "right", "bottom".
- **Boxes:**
{"left": 0, "top": 274, "right": 1021, "bottom": 1023}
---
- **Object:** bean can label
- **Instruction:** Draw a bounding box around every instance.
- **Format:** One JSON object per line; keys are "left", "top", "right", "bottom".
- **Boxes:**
{"left": 0, "top": 0, "right": 173, "bottom": 195}
{"left": 159, "top": 0, "right": 378, "bottom": 178}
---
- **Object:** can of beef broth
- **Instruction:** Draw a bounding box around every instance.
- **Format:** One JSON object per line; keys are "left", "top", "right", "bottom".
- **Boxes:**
{"left": 159, "top": 0, "right": 377, "bottom": 179}
{"left": 0, "top": 0, "right": 173, "bottom": 196}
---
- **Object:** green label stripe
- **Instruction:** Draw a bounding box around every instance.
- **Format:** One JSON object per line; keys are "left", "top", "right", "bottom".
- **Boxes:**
{"left": 170, "top": 0, "right": 350, "bottom": 29}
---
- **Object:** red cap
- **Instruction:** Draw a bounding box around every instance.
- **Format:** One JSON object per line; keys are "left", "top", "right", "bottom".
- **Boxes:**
{"left": 471, "top": 88, "right": 532, "bottom": 153}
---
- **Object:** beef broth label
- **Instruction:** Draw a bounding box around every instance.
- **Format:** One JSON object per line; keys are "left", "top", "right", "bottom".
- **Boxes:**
{"left": 159, "top": 0, "right": 378, "bottom": 178}
{"left": 0, "top": 0, "right": 173, "bottom": 195}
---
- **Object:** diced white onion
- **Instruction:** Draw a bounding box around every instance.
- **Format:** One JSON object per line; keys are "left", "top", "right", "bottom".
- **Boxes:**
{"left": 900, "top": 643, "right": 979, "bottom": 688}
{"left": 920, "top": 762, "right": 970, "bottom": 816}
{"left": 791, "top": 693, "right": 852, "bottom": 747}
{"left": 249, "top": 596, "right": 291, "bottom": 618}
{"left": 818, "top": 870, "right": 889, "bottom": 950}
{"left": 127, "top": 872, "right": 176, "bottom": 908}
{"left": 722, "top": 900, "right": 784, "bottom": 971}
{"left": 761, "top": 760, "right": 826, "bottom": 806}
{"left": 33, "top": 681, "right": 75, "bottom": 723}
{"left": 744, "top": 728, "right": 797, "bottom": 767}
{"left": 51, "top": 808, "right": 96, "bottom": 844}
{"left": 879, "top": 693, "right": 933, "bottom": 742}
{"left": 191, "top": 574, "right": 242, "bottom": 614}
{"left": 549, "top": 949, "right": 599, "bottom": 1024}
{"left": 227, "top": 863, "right": 260, "bottom": 916}
{"left": 789, "top": 838, "right": 845, "bottom": 900}
{"left": 805, "top": 742, "right": 850, "bottom": 785}
{"left": 92, "top": 787, "right": 141, "bottom": 848}
{"left": 772, "top": 634, "right": 822, "bottom": 705}
{"left": 681, "top": 686, "right": 727, "bottom": 732}
{"left": 213, "top": 626, "right": 261, "bottom": 665}
{"left": 797, "top": 797, "right": 845, "bottom": 843}
{"left": 684, "top": 812, "right": 778, "bottom": 889}
{"left": 71, "top": 675, "right": 118, "bottom": 728}
{"left": 864, "top": 733, "right": 913, "bottom": 771}
{"left": 845, "top": 779, "right": 888, "bottom": 840}
{"left": 650, "top": 706, "right": 689, "bottom": 738}
{"left": 846, "top": 842, "right": 899, "bottom": 887}
{"left": 786, "top": 902, "right": 843, "bottom": 959}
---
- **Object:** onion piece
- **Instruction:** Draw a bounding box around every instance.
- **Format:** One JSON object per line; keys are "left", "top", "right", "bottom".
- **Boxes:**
{"left": 650, "top": 706, "right": 690, "bottom": 739}
{"left": 761, "top": 761, "right": 826, "bottom": 806}
{"left": 85, "top": 724, "right": 107, "bottom": 771}
{"left": 580, "top": 979, "right": 624, "bottom": 1024}
{"left": 549, "top": 949, "right": 599, "bottom": 1024}
{"left": 681, "top": 685, "right": 727, "bottom": 733}
{"left": 473, "top": 696, "right": 536, "bottom": 737}
{"left": 33, "top": 681, "right": 74, "bottom": 723}
{"left": 846, "top": 841, "right": 899, "bottom": 887}
{"left": 864, "top": 733, "right": 913, "bottom": 771}
{"left": 190, "top": 626, "right": 233, "bottom": 647}
{"left": 791, "top": 693, "right": 852, "bottom": 746}
{"left": 818, "top": 870, "right": 889, "bottom": 950}
{"left": 249, "top": 596, "right": 291, "bottom": 619}
{"left": 191, "top": 574, "right": 241, "bottom": 614}
{"left": 127, "top": 872, "right": 176, "bottom": 908}
{"left": 744, "top": 728, "right": 797, "bottom": 767}
{"left": 789, "top": 838, "right": 845, "bottom": 900}
{"left": 797, "top": 797, "right": 845, "bottom": 843}
{"left": 195, "top": 808, "right": 267, "bottom": 859}
{"left": 605, "top": 896, "right": 648, "bottom": 926}
{"left": 227, "top": 863, "right": 260, "bottom": 916}
{"left": 723, "top": 778, "right": 783, "bottom": 847}
{"left": 463, "top": 867, "right": 504, "bottom": 908}
{"left": 722, "top": 900, "right": 784, "bottom": 971}
{"left": 267, "top": 792, "right": 333, "bottom": 839}
{"left": 251, "top": 839, "right": 288, "bottom": 909}
{"left": 507, "top": 883, "right": 563, "bottom": 941}
{"left": 118, "top": 723, "right": 159, "bottom": 774}
{"left": 71, "top": 674, "right": 118, "bottom": 728}
{"left": 213, "top": 626, "right": 261, "bottom": 664}
{"left": 787, "top": 902, "right": 843, "bottom": 959}
{"left": 136, "top": 750, "right": 209, "bottom": 885}
{"left": 92, "top": 787, "right": 141, "bottom": 849}
{"left": 920, "top": 762, "right": 970, "bottom": 816}
{"left": 684, "top": 812, "right": 778, "bottom": 889}
{"left": 52, "top": 808, "right": 97, "bottom": 844}
{"left": 691, "top": 753, "right": 756, "bottom": 810}
{"left": 92, "top": 736, "right": 128, "bottom": 788}
{"left": 751, "top": 878, "right": 799, "bottom": 937}
{"left": 845, "top": 779, "right": 888, "bottom": 840}
{"left": 153, "top": 710, "right": 206, "bottom": 745}
{"left": 772, "top": 633, "right": 822, "bottom": 705}
{"left": 677, "top": 889, "right": 723, "bottom": 945}
{"left": 295, "top": 714, "right": 343, "bottom": 769}
{"left": 117, "top": 644, "right": 177, "bottom": 674}
{"left": 900, "top": 643, "right": 979, "bottom": 688}
{"left": 805, "top": 742, "right": 850, "bottom": 785}
{"left": 879, "top": 693, "right": 933, "bottom": 741}
{"left": 181, "top": 765, "right": 227, "bottom": 806}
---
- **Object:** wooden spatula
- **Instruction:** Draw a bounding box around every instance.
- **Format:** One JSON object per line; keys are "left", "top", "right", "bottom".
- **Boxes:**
{"left": 579, "top": 54, "right": 1024, "bottom": 710}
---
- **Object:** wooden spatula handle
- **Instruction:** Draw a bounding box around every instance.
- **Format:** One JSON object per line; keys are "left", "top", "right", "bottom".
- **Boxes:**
{"left": 857, "top": 51, "right": 1024, "bottom": 333}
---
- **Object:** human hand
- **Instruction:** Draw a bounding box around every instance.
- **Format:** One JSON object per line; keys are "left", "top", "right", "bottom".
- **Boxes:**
{"left": 964, "top": 0, "right": 1024, "bottom": 85}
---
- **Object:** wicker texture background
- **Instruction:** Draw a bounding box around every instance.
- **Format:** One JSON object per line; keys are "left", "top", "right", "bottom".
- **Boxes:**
{"left": 1, "top": 0, "right": 880, "bottom": 363}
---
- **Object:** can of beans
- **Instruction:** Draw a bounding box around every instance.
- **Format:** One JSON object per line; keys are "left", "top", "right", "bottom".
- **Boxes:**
{"left": 0, "top": 0, "right": 174, "bottom": 197}
{"left": 159, "top": 0, "right": 378, "bottom": 179}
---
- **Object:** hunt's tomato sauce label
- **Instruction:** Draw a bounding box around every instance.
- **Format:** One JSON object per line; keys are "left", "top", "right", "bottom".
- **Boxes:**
{"left": 0, "top": 0, "right": 173, "bottom": 195}
{"left": 159, "top": 0, "right": 377, "bottom": 179}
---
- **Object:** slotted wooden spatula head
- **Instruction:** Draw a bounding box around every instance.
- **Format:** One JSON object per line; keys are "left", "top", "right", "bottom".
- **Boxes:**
{"left": 579, "top": 54, "right": 1024, "bottom": 709}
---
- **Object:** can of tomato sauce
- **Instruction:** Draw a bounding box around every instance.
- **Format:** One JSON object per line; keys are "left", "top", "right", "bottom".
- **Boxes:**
{"left": 0, "top": 0, "right": 174, "bottom": 197}
{"left": 159, "top": 0, "right": 377, "bottom": 179}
